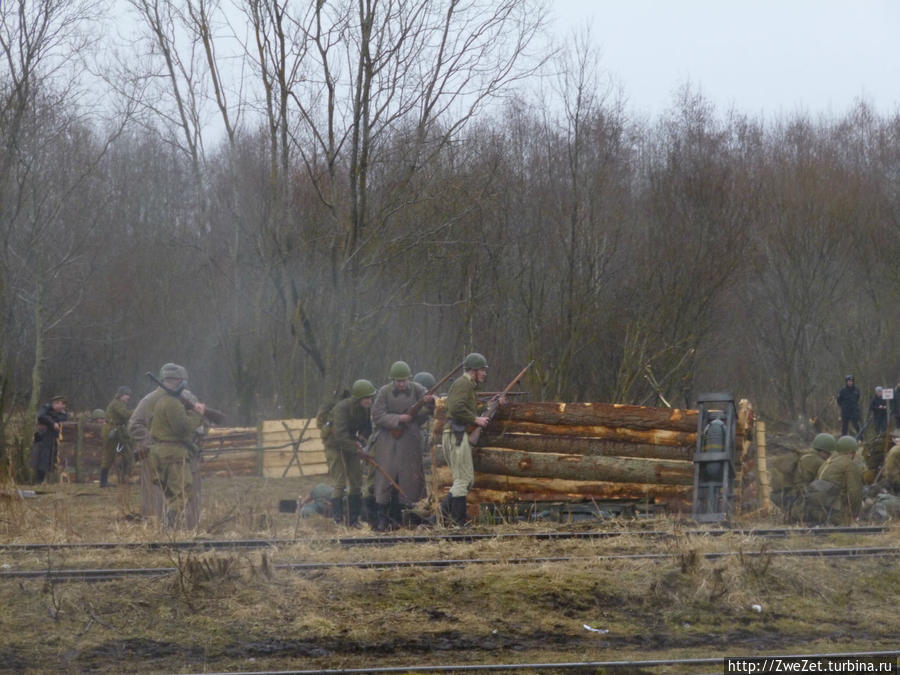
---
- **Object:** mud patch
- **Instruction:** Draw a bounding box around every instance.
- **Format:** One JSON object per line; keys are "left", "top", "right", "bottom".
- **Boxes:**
{"left": 76, "top": 638, "right": 205, "bottom": 668}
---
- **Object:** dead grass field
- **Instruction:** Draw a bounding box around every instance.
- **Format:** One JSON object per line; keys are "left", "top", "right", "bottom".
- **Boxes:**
{"left": 0, "top": 475, "right": 898, "bottom": 674}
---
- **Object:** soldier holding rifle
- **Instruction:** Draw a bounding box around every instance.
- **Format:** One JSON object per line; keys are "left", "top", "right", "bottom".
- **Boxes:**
{"left": 369, "top": 361, "right": 434, "bottom": 531}
{"left": 440, "top": 353, "right": 492, "bottom": 526}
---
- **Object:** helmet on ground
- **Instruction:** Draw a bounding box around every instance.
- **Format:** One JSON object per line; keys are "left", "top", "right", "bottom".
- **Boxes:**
{"left": 812, "top": 433, "right": 836, "bottom": 453}
{"left": 835, "top": 435, "right": 857, "bottom": 454}
{"left": 413, "top": 371, "right": 436, "bottom": 389}
{"left": 351, "top": 379, "right": 377, "bottom": 399}
{"left": 160, "top": 363, "right": 188, "bottom": 381}
{"left": 389, "top": 361, "right": 412, "bottom": 380}
{"left": 463, "top": 352, "right": 488, "bottom": 370}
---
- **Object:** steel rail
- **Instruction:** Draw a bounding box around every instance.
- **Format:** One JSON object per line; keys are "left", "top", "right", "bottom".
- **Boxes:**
{"left": 0, "top": 525, "right": 889, "bottom": 553}
{"left": 186, "top": 650, "right": 900, "bottom": 674}
{"left": 2, "top": 546, "right": 897, "bottom": 583}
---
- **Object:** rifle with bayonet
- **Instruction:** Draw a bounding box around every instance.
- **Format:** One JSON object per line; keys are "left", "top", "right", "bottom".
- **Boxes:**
{"left": 145, "top": 371, "right": 227, "bottom": 425}
{"left": 391, "top": 363, "right": 463, "bottom": 439}
{"left": 468, "top": 360, "right": 534, "bottom": 445}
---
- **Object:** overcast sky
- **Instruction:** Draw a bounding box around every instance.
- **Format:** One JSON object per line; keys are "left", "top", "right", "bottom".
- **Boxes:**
{"left": 550, "top": 0, "right": 900, "bottom": 119}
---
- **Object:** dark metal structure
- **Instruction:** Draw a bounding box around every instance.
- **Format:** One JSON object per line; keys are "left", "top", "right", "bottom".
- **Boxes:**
{"left": 692, "top": 393, "right": 737, "bottom": 523}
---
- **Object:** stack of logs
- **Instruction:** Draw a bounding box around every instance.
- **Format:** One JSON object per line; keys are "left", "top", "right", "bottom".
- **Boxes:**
{"left": 431, "top": 400, "right": 748, "bottom": 509}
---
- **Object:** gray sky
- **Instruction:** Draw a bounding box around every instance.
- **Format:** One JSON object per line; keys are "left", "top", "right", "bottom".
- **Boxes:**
{"left": 551, "top": 0, "right": 900, "bottom": 118}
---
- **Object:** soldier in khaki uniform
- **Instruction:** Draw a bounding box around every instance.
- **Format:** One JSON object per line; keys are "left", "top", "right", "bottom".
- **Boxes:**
{"left": 100, "top": 386, "right": 133, "bottom": 487}
{"left": 794, "top": 435, "right": 863, "bottom": 525}
{"left": 129, "top": 365, "right": 204, "bottom": 523}
{"left": 440, "top": 352, "right": 491, "bottom": 526}
{"left": 369, "top": 361, "right": 433, "bottom": 531}
{"left": 147, "top": 364, "right": 206, "bottom": 529}
{"left": 769, "top": 433, "right": 834, "bottom": 517}
{"left": 324, "top": 379, "right": 375, "bottom": 526}
{"left": 880, "top": 433, "right": 900, "bottom": 493}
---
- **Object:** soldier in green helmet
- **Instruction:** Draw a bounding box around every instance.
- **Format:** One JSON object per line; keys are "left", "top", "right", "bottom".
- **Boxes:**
{"left": 439, "top": 352, "right": 491, "bottom": 526}
{"left": 770, "top": 433, "right": 835, "bottom": 517}
{"left": 323, "top": 378, "right": 375, "bottom": 526}
{"left": 368, "top": 361, "right": 434, "bottom": 531}
{"left": 413, "top": 371, "right": 437, "bottom": 473}
{"left": 147, "top": 364, "right": 207, "bottom": 529}
{"left": 792, "top": 434, "right": 863, "bottom": 525}
{"left": 129, "top": 363, "right": 206, "bottom": 527}
{"left": 100, "top": 386, "right": 133, "bottom": 488}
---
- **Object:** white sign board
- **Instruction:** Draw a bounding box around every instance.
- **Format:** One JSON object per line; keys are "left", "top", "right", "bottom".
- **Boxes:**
{"left": 882, "top": 388, "right": 894, "bottom": 400}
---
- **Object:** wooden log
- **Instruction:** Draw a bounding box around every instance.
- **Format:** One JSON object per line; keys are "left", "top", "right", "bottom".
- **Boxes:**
{"left": 473, "top": 447, "right": 692, "bottom": 485}
{"left": 487, "top": 420, "right": 696, "bottom": 447}
{"left": 431, "top": 466, "right": 691, "bottom": 501}
{"left": 466, "top": 488, "right": 691, "bottom": 508}
{"left": 493, "top": 401, "right": 698, "bottom": 432}
{"left": 479, "top": 432, "right": 692, "bottom": 461}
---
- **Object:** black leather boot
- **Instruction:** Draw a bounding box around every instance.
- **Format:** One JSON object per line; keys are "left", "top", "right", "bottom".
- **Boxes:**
{"left": 331, "top": 497, "right": 345, "bottom": 525}
{"left": 440, "top": 493, "right": 452, "bottom": 523}
{"left": 388, "top": 498, "right": 403, "bottom": 529}
{"left": 374, "top": 504, "right": 388, "bottom": 532}
{"left": 347, "top": 494, "right": 362, "bottom": 527}
{"left": 363, "top": 495, "right": 377, "bottom": 525}
{"left": 99, "top": 468, "right": 110, "bottom": 488}
{"left": 450, "top": 496, "right": 467, "bottom": 526}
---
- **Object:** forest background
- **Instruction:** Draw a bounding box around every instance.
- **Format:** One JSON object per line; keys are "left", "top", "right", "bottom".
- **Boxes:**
{"left": 2, "top": 0, "right": 899, "bottom": 482}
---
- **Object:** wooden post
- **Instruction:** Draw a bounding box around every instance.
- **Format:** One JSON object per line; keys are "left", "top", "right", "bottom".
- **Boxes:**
{"left": 256, "top": 421, "right": 264, "bottom": 477}
{"left": 756, "top": 420, "right": 771, "bottom": 513}
{"left": 75, "top": 413, "right": 85, "bottom": 483}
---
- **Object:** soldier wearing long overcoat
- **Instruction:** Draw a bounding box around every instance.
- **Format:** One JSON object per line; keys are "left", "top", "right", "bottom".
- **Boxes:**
{"left": 370, "top": 361, "right": 432, "bottom": 530}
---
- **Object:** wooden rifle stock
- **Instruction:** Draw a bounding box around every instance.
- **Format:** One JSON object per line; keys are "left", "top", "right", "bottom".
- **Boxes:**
{"left": 145, "top": 372, "right": 226, "bottom": 425}
{"left": 469, "top": 360, "right": 534, "bottom": 445}
{"left": 390, "top": 363, "right": 463, "bottom": 439}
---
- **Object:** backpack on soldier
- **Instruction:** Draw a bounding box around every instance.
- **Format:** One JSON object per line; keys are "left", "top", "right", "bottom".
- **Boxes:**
{"left": 316, "top": 389, "right": 350, "bottom": 439}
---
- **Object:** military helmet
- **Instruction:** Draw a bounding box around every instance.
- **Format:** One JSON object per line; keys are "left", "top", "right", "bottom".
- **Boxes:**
{"left": 116, "top": 385, "right": 132, "bottom": 398}
{"left": 91, "top": 408, "right": 106, "bottom": 420}
{"left": 835, "top": 435, "right": 858, "bottom": 454}
{"left": 351, "top": 379, "right": 377, "bottom": 399}
{"left": 389, "top": 361, "right": 412, "bottom": 380}
{"left": 159, "top": 363, "right": 188, "bottom": 381}
{"left": 463, "top": 352, "right": 488, "bottom": 370}
{"left": 413, "top": 371, "right": 436, "bottom": 389}
{"left": 812, "top": 433, "right": 836, "bottom": 453}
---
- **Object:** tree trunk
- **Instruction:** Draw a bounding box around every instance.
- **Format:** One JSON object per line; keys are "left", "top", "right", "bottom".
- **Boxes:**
{"left": 493, "top": 401, "right": 699, "bottom": 432}
{"left": 431, "top": 466, "right": 691, "bottom": 502}
{"left": 472, "top": 446, "right": 692, "bottom": 485}
{"left": 487, "top": 420, "right": 696, "bottom": 447}
{"left": 479, "top": 432, "right": 692, "bottom": 461}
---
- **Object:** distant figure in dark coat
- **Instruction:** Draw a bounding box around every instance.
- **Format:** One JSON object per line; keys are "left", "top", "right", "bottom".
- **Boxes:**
{"left": 836, "top": 375, "right": 861, "bottom": 436}
{"left": 869, "top": 386, "right": 887, "bottom": 434}
{"left": 30, "top": 395, "right": 68, "bottom": 483}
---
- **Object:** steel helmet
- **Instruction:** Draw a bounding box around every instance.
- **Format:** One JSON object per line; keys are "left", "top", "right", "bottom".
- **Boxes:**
{"left": 812, "top": 433, "right": 836, "bottom": 453}
{"left": 351, "top": 379, "right": 377, "bottom": 399}
{"left": 835, "top": 435, "right": 858, "bottom": 454}
{"left": 463, "top": 352, "right": 488, "bottom": 370}
{"left": 413, "top": 371, "right": 436, "bottom": 389}
{"left": 389, "top": 361, "right": 412, "bottom": 380}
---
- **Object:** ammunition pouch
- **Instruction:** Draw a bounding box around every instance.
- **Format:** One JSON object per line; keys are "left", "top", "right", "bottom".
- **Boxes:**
{"left": 450, "top": 421, "right": 468, "bottom": 446}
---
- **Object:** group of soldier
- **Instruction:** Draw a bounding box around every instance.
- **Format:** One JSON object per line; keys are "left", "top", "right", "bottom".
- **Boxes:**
{"left": 319, "top": 352, "right": 493, "bottom": 531}
{"left": 30, "top": 363, "right": 209, "bottom": 529}
{"left": 769, "top": 428, "right": 900, "bottom": 525}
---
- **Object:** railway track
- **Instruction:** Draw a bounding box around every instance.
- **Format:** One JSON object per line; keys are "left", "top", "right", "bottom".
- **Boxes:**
{"left": 0, "top": 524, "right": 889, "bottom": 553}
{"left": 2, "top": 545, "right": 897, "bottom": 583}
{"left": 187, "top": 650, "right": 900, "bottom": 674}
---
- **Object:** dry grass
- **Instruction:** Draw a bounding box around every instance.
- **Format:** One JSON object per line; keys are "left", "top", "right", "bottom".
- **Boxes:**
{"left": 0, "top": 475, "right": 897, "bottom": 673}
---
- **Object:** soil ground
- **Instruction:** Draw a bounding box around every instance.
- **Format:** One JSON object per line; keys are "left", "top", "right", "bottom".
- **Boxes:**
{"left": 0, "top": 475, "right": 897, "bottom": 674}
